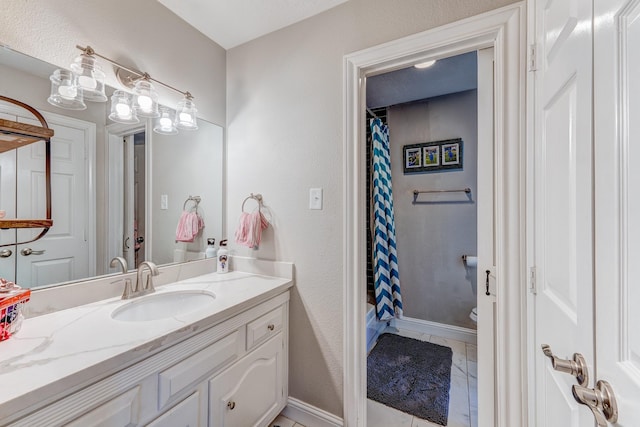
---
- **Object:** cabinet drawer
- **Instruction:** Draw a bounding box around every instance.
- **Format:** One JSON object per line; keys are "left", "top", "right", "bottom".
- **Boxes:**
{"left": 146, "top": 391, "right": 202, "bottom": 427}
{"left": 246, "top": 305, "right": 284, "bottom": 350}
{"left": 65, "top": 386, "right": 140, "bottom": 427}
{"left": 158, "top": 329, "right": 243, "bottom": 408}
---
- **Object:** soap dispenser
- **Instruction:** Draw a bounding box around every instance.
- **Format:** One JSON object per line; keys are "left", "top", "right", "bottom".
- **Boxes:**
{"left": 217, "top": 239, "right": 229, "bottom": 274}
{"left": 205, "top": 238, "right": 217, "bottom": 259}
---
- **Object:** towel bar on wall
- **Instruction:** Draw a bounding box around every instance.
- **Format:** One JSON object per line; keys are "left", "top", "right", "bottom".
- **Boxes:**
{"left": 413, "top": 188, "right": 471, "bottom": 197}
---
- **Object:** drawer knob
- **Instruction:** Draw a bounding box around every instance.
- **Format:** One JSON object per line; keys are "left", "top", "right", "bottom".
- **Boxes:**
{"left": 267, "top": 324, "right": 275, "bottom": 331}
{"left": 227, "top": 401, "right": 236, "bottom": 410}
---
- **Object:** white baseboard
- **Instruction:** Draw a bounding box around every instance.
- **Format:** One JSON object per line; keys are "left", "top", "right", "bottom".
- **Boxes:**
{"left": 391, "top": 316, "right": 477, "bottom": 344}
{"left": 281, "top": 397, "right": 343, "bottom": 427}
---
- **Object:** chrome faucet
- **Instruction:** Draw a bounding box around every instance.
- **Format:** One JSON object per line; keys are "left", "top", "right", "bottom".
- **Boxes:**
{"left": 135, "top": 261, "right": 159, "bottom": 295}
{"left": 110, "top": 256, "right": 128, "bottom": 274}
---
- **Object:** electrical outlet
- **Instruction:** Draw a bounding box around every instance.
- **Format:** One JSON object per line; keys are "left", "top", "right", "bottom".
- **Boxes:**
{"left": 161, "top": 194, "right": 168, "bottom": 210}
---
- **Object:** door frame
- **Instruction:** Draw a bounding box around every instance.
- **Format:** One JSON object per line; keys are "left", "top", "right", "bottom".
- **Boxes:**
{"left": 105, "top": 122, "right": 151, "bottom": 271}
{"left": 342, "top": 3, "right": 527, "bottom": 426}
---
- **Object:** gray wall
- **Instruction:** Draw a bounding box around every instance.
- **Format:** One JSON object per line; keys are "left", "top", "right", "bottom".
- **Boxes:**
{"left": 226, "top": 0, "right": 515, "bottom": 417}
{"left": 388, "top": 90, "right": 478, "bottom": 330}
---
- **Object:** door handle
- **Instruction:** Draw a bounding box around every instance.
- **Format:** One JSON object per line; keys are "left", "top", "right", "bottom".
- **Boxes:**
{"left": 0, "top": 249, "right": 12, "bottom": 258}
{"left": 20, "top": 248, "right": 45, "bottom": 256}
{"left": 541, "top": 344, "right": 589, "bottom": 387}
{"left": 572, "top": 380, "right": 618, "bottom": 426}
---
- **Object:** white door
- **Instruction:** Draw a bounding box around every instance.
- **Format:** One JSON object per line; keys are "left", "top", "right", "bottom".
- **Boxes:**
{"left": 532, "top": 0, "right": 595, "bottom": 424}
{"left": 592, "top": 0, "right": 640, "bottom": 422}
{"left": 15, "top": 115, "right": 92, "bottom": 288}
{"left": 0, "top": 111, "right": 17, "bottom": 282}
{"left": 476, "top": 46, "right": 496, "bottom": 427}
{"left": 533, "top": 0, "right": 640, "bottom": 424}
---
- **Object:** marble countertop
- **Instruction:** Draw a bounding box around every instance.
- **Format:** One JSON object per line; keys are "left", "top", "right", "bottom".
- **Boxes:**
{"left": 0, "top": 271, "right": 293, "bottom": 419}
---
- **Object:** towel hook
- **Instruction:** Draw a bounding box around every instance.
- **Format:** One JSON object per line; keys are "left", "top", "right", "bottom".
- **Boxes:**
{"left": 241, "top": 193, "right": 263, "bottom": 213}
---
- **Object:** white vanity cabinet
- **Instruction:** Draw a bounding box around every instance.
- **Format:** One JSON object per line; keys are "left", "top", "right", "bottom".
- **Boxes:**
{"left": 6, "top": 291, "right": 289, "bottom": 427}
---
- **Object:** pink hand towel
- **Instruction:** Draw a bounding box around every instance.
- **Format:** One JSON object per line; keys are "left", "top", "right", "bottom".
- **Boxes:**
{"left": 235, "top": 210, "right": 269, "bottom": 248}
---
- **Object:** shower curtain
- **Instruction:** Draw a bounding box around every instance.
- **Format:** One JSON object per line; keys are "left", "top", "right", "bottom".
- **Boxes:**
{"left": 371, "top": 118, "right": 403, "bottom": 321}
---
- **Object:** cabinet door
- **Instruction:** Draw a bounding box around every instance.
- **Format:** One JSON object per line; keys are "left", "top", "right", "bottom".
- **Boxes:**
{"left": 146, "top": 390, "right": 203, "bottom": 427}
{"left": 209, "top": 335, "right": 284, "bottom": 427}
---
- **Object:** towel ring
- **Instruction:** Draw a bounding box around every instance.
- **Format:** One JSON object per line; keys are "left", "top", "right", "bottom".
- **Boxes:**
{"left": 241, "top": 193, "right": 263, "bottom": 213}
{"left": 183, "top": 195, "right": 201, "bottom": 211}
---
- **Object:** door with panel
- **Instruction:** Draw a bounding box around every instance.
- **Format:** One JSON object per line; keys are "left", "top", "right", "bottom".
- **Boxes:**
{"left": 0, "top": 111, "right": 17, "bottom": 282}
{"left": 532, "top": 0, "right": 595, "bottom": 424}
{"left": 592, "top": 0, "right": 640, "bottom": 423}
{"left": 15, "top": 114, "right": 93, "bottom": 288}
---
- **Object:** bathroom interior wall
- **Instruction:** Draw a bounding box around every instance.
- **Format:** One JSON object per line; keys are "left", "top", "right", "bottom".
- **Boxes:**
{"left": 388, "top": 90, "right": 478, "bottom": 330}
{"left": 226, "top": 0, "right": 516, "bottom": 417}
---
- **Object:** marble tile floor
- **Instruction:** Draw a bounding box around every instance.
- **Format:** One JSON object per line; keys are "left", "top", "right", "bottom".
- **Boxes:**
{"left": 269, "top": 414, "right": 306, "bottom": 427}
{"left": 367, "top": 327, "right": 478, "bottom": 427}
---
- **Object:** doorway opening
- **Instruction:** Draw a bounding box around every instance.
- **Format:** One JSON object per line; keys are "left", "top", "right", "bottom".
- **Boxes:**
{"left": 343, "top": 5, "right": 526, "bottom": 427}
{"left": 364, "top": 50, "right": 488, "bottom": 427}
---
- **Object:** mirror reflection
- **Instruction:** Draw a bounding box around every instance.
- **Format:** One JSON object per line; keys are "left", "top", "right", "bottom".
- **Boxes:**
{"left": 0, "top": 47, "right": 223, "bottom": 289}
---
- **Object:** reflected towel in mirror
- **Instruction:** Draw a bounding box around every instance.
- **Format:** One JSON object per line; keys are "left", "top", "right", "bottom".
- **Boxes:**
{"left": 175, "top": 211, "right": 204, "bottom": 243}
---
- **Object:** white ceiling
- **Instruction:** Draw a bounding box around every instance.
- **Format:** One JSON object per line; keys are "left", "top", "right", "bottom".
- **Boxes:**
{"left": 157, "top": 0, "right": 349, "bottom": 49}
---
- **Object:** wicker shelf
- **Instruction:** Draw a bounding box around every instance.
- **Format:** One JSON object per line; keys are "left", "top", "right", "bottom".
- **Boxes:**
{"left": 0, "top": 96, "right": 53, "bottom": 245}
{"left": 0, "top": 118, "right": 54, "bottom": 152}
{"left": 0, "top": 219, "right": 53, "bottom": 230}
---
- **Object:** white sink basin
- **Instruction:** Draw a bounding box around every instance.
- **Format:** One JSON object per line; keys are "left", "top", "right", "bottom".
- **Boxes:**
{"left": 111, "top": 290, "right": 216, "bottom": 322}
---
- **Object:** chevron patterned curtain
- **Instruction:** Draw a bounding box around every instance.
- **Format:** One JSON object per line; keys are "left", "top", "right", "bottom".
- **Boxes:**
{"left": 370, "top": 118, "right": 403, "bottom": 321}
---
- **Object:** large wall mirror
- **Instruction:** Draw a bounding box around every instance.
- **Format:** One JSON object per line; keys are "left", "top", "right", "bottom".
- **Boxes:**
{"left": 0, "top": 46, "right": 224, "bottom": 289}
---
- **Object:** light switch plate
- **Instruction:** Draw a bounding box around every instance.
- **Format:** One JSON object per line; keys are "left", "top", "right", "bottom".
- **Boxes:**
{"left": 309, "top": 188, "right": 323, "bottom": 210}
{"left": 161, "top": 194, "right": 168, "bottom": 210}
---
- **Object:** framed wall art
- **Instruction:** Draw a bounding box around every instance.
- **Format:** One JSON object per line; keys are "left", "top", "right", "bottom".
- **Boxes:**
{"left": 402, "top": 138, "right": 463, "bottom": 173}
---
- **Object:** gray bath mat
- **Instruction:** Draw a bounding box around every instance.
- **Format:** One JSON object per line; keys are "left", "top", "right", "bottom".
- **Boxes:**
{"left": 367, "top": 333, "right": 453, "bottom": 425}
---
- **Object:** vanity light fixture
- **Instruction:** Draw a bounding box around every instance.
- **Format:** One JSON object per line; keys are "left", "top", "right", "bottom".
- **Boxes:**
{"left": 109, "top": 90, "right": 139, "bottom": 124}
{"left": 47, "top": 45, "right": 197, "bottom": 134}
{"left": 47, "top": 69, "right": 86, "bottom": 110}
{"left": 153, "top": 107, "right": 178, "bottom": 135}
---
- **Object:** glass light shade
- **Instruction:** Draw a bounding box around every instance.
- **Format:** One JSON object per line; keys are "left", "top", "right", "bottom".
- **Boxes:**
{"left": 47, "top": 69, "right": 86, "bottom": 110}
{"left": 133, "top": 80, "right": 160, "bottom": 118}
{"left": 153, "top": 107, "right": 178, "bottom": 135}
{"left": 109, "top": 90, "right": 139, "bottom": 124}
{"left": 174, "top": 96, "right": 198, "bottom": 130}
{"left": 70, "top": 54, "right": 108, "bottom": 102}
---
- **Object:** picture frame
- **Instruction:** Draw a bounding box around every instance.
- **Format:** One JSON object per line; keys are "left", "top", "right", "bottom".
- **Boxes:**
{"left": 404, "top": 146, "right": 422, "bottom": 170}
{"left": 402, "top": 138, "right": 463, "bottom": 173}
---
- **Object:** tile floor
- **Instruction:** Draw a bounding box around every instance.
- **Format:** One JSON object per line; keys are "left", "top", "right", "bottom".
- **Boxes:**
{"left": 367, "top": 327, "right": 478, "bottom": 427}
{"left": 269, "top": 414, "right": 306, "bottom": 427}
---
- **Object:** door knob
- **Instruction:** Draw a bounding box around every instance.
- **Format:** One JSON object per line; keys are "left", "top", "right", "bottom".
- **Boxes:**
{"left": 227, "top": 401, "right": 236, "bottom": 410}
{"left": 572, "top": 380, "right": 618, "bottom": 426}
{"left": 541, "top": 344, "right": 589, "bottom": 387}
{"left": 20, "top": 248, "right": 45, "bottom": 256}
{"left": 0, "top": 249, "right": 12, "bottom": 258}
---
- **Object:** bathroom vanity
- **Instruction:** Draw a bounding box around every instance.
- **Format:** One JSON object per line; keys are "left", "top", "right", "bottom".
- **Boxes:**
{"left": 0, "top": 263, "right": 292, "bottom": 427}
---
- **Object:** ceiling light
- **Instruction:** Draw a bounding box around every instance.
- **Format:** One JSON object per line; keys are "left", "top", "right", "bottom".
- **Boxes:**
{"left": 153, "top": 107, "right": 178, "bottom": 135}
{"left": 414, "top": 60, "right": 437, "bottom": 69}
{"left": 109, "top": 90, "right": 139, "bottom": 124}
{"left": 174, "top": 94, "right": 198, "bottom": 131}
{"left": 47, "top": 69, "right": 86, "bottom": 110}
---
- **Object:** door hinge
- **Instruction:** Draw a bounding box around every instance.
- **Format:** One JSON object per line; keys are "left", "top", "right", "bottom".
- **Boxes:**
{"left": 528, "top": 44, "right": 538, "bottom": 72}
{"left": 529, "top": 266, "right": 537, "bottom": 294}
